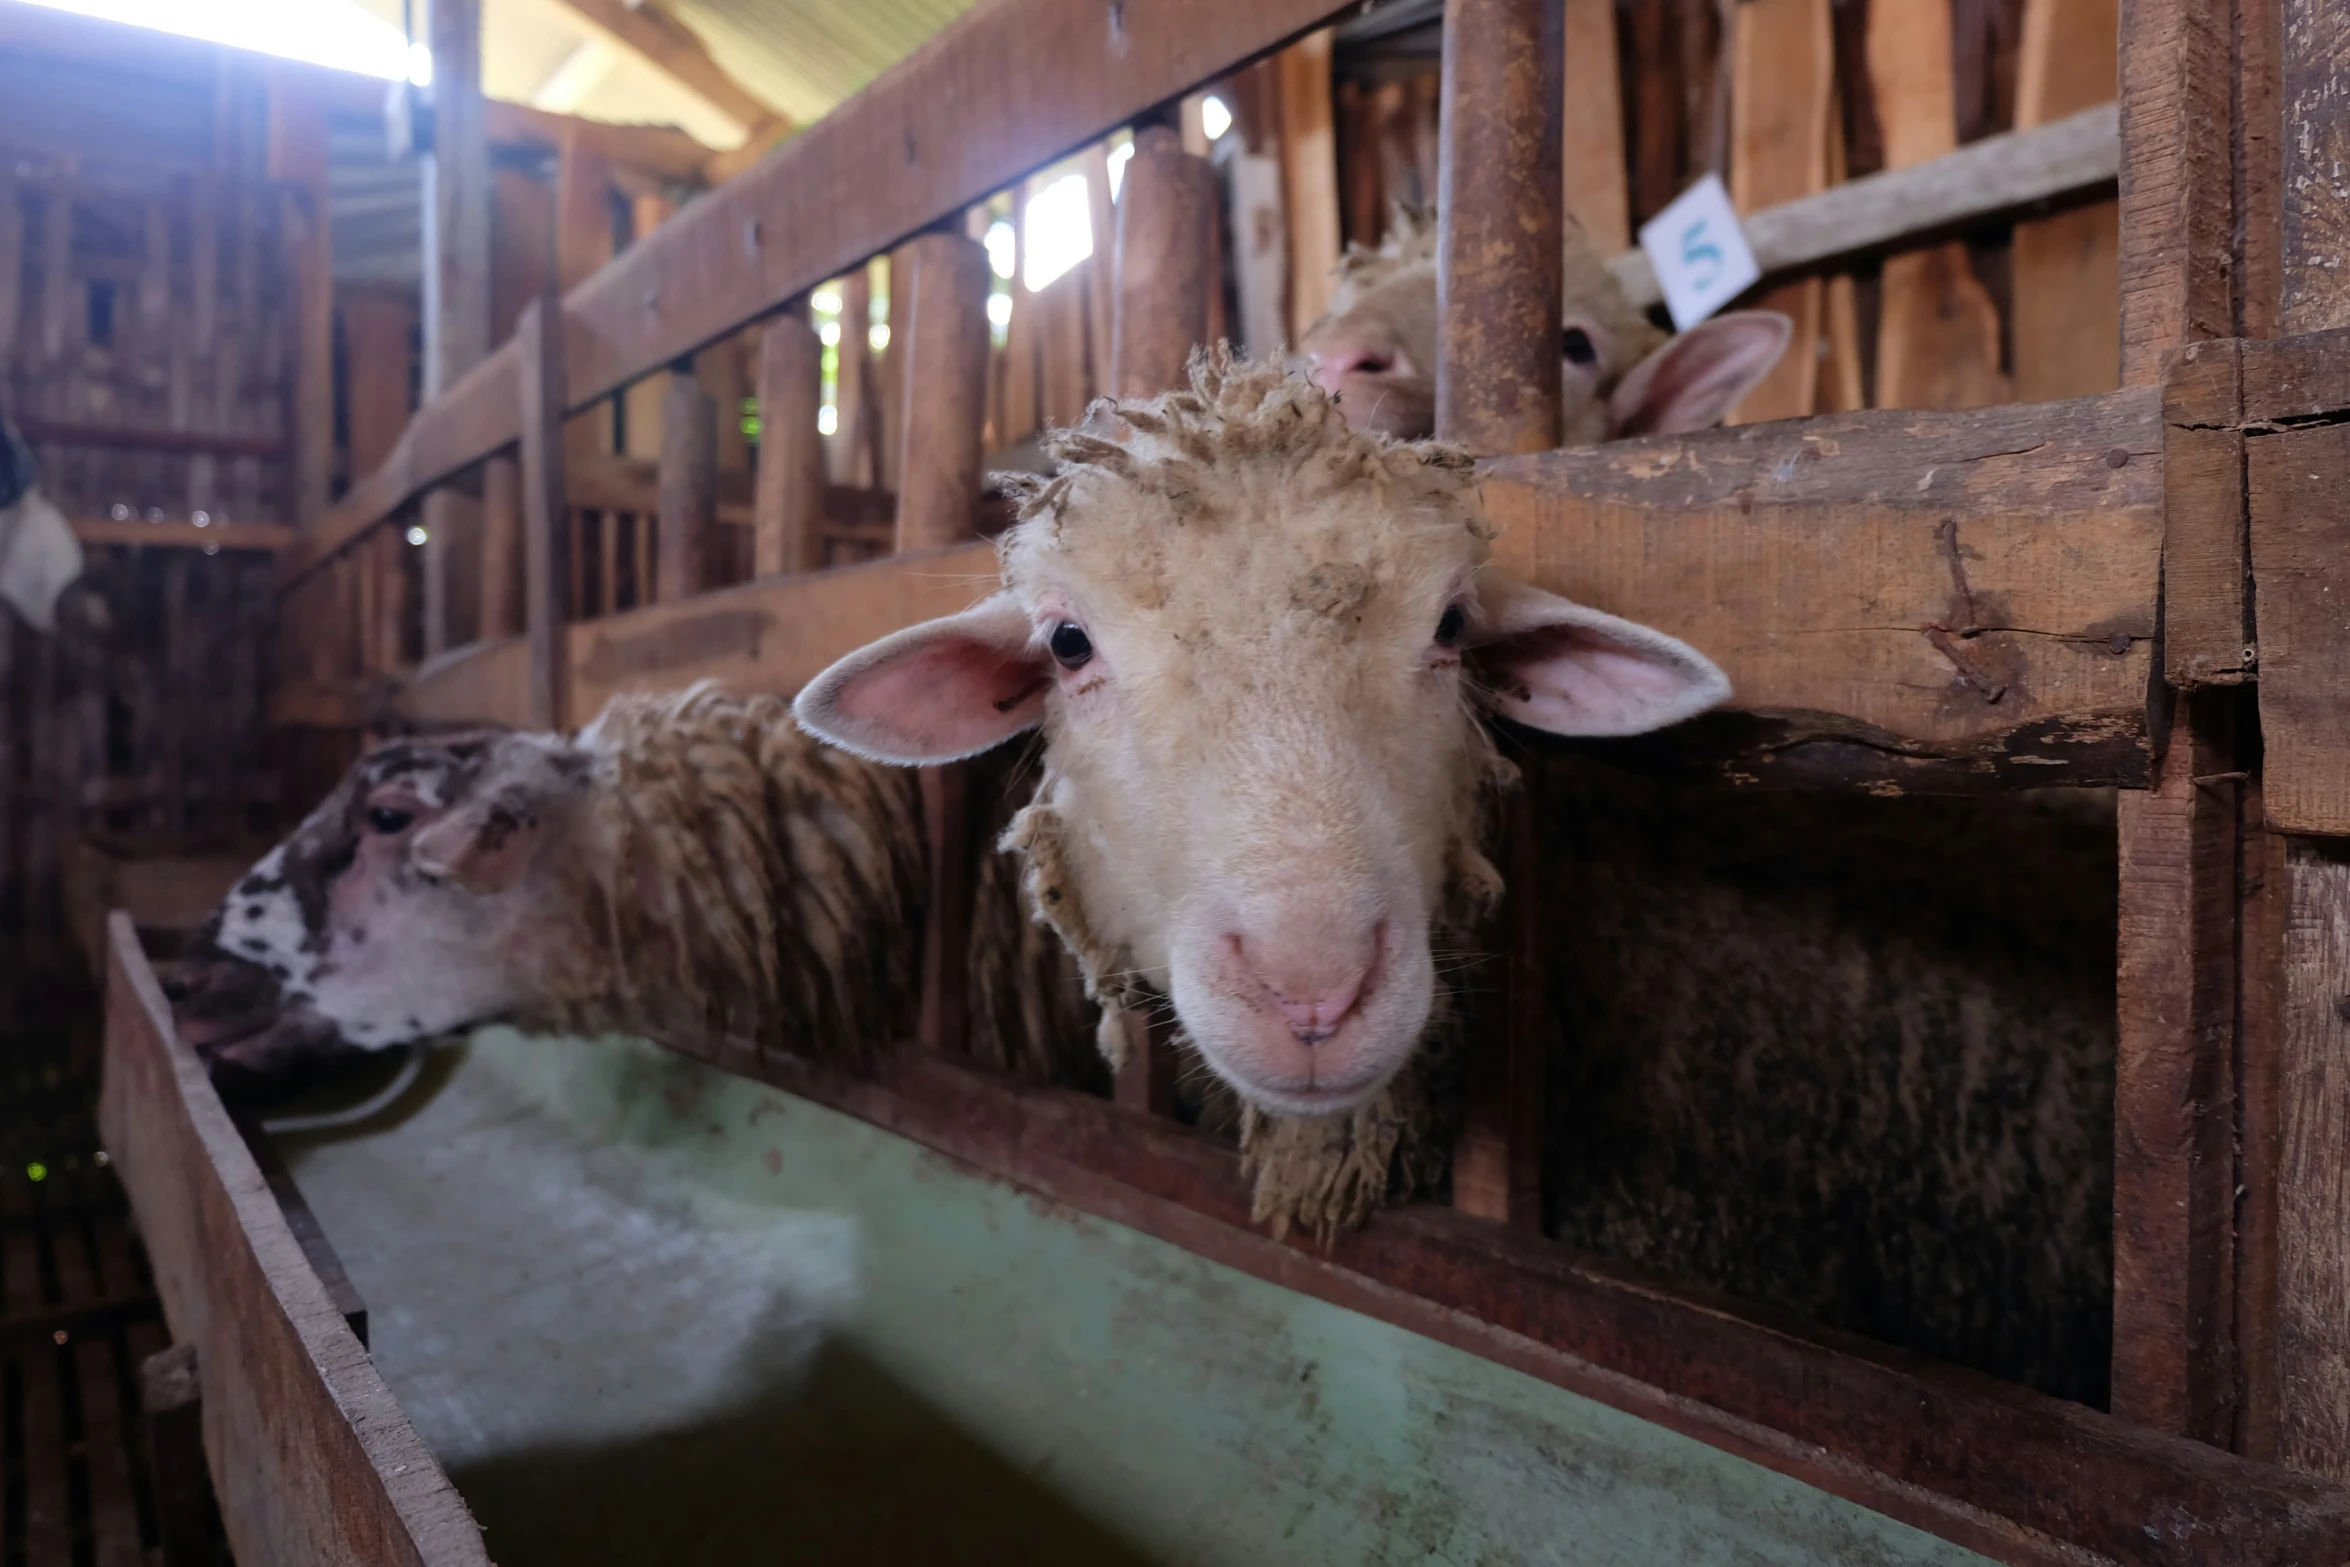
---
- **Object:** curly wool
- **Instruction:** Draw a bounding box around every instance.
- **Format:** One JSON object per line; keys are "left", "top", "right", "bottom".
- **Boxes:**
{"left": 520, "top": 686, "right": 928, "bottom": 1060}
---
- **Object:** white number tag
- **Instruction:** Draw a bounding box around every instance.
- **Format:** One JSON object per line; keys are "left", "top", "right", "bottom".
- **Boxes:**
{"left": 1638, "top": 173, "right": 1762, "bottom": 332}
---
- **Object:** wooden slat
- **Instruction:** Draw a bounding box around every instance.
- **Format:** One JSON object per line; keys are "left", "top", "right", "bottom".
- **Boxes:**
{"left": 518, "top": 295, "right": 572, "bottom": 731}
{"left": 2248, "top": 422, "right": 2350, "bottom": 837}
{"left": 14, "top": 417, "right": 289, "bottom": 460}
{"left": 1727, "top": 0, "right": 1833, "bottom": 423}
{"left": 892, "top": 229, "right": 992, "bottom": 554}
{"left": 1868, "top": 0, "right": 2011, "bottom": 409}
{"left": 1560, "top": 0, "right": 1630, "bottom": 252}
{"left": 1277, "top": 28, "right": 1342, "bottom": 344}
{"left": 73, "top": 518, "right": 296, "bottom": 552}
{"left": 2011, "top": 0, "right": 2121, "bottom": 402}
{"left": 680, "top": 1035, "right": 2350, "bottom": 1567}
{"left": 1109, "top": 127, "right": 1220, "bottom": 399}
{"left": 753, "top": 306, "right": 826, "bottom": 576}
{"left": 1483, "top": 388, "right": 2160, "bottom": 751}
{"left": 97, "top": 916, "right": 487, "bottom": 1565}
{"left": 917, "top": 764, "right": 972, "bottom": 1059}
{"left": 479, "top": 455, "right": 523, "bottom": 638}
{"left": 656, "top": 364, "right": 718, "bottom": 601}
{"left": 2112, "top": 692, "right": 2240, "bottom": 1441}
{"left": 547, "top": 0, "right": 782, "bottom": 139}
{"left": 1436, "top": 0, "right": 1565, "bottom": 455}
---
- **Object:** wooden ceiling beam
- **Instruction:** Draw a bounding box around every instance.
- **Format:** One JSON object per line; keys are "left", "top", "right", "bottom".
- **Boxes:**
{"left": 545, "top": 0, "right": 787, "bottom": 142}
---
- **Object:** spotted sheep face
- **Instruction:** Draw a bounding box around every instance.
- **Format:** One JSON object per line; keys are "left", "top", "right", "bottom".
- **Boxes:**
{"left": 796, "top": 356, "right": 1731, "bottom": 1119}
{"left": 176, "top": 730, "right": 591, "bottom": 1080}
{"left": 1298, "top": 217, "right": 1792, "bottom": 445}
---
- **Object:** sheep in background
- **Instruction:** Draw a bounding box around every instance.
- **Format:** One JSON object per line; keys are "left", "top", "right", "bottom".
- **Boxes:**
{"left": 174, "top": 685, "right": 1090, "bottom": 1095}
{"left": 1299, "top": 209, "right": 1790, "bottom": 443}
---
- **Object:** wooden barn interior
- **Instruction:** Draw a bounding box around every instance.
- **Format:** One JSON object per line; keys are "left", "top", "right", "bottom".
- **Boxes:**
{"left": 1, "top": 0, "right": 2344, "bottom": 1560}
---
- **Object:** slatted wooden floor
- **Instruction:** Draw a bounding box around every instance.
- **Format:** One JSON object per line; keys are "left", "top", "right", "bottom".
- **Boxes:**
{"left": 0, "top": 1017, "right": 221, "bottom": 1567}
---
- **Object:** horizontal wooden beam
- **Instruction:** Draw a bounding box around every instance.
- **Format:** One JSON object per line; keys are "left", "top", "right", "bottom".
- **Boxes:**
{"left": 21, "top": 417, "right": 289, "bottom": 460}
{"left": 1610, "top": 103, "right": 2120, "bottom": 309}
{"left": 355, "top": 396, "right": 2160, "bottom": 784}
{"left": 75, "top": 517, "right": 297, "bottom": 552}
{"left": 666, "top": 1032, "right": 2350, "bottom": 1567}
{"left": 480, "top": 101, "right": 717, "bottom": 183}
{"left": 546, "top": 0, "right": 784, "bottom": 140}
{"left": 1484, "top": 386, "right": 2159, "bottom": 754}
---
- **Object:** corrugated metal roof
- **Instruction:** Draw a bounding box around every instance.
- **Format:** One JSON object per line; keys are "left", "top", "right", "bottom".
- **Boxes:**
{"left": 666, "top": 0, "right": 980, "bottom": 127}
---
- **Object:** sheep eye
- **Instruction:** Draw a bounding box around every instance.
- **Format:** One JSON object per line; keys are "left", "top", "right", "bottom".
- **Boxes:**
{"left": 1048, "top": 622, "right": 1094, "bottom": 670}
{"left": 1561, "top": 327, "right": 1598, "bottom": 368}
{"left": 367, "top": 806, "right": 415, "bottom": 836}
{"left": 1435, "top": 605, "right": 1467, "bottom": 648}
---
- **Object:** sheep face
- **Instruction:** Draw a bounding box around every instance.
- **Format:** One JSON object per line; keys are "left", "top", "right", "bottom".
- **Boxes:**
{"left": 176, "top": 730, "right": 591, "bottom": 1079}
{"left": 798, "top": 354, "right": 1729, "bottom": 1119}
{"left": 1298, "top": 215, "right": 1791, "bottom": 444}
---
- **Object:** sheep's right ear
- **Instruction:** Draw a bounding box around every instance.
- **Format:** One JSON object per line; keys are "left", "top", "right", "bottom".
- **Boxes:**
{"left": 795, "top": 593, "right": 1048, "bottom": 764}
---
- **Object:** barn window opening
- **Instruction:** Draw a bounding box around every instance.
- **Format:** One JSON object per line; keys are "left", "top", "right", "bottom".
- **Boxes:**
{"left": 19, "top": 0, "right": 427, "bottom": 82}
{"left": 1022, "top": 174, "right": 1093, "bottom": 292}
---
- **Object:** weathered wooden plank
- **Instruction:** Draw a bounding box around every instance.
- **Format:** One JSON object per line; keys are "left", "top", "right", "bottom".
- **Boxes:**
{"left": 688, "top": 1036, "right": 2350, "bottom": 1567}
{"left": 892, "top": 229, "right": 992, "bottom": 554}
{"left": 917, "top": 763, "right": 972, "bottom": 1060}
{"left": 2112, "top": 692, "right": 2240, "bottom": 1442}
{"left": 479, "top": 454, "right": 522, "bottom": 638}
{"left": 97, "top": 916, "right": 487, "bottom": 1566}
{"left": 341, "top": 288, "right": 418, "bottom": 481}
{"left": 517, "top": 295, "right": 571, "bottom": 731}
{"left": 1726, "top": 0, "right": 1832, "bottom": 423}
{"left": 1610, "top": 105, "right": 2120, "bottom": 310}
{"left": 1868, "top": 0, "right": 2012, "bottom": 410}
{"left": 2116, "top": 0, "right": 2234, "bottom": 384}
{"left": 2247, "top": 423, "right": 2350, "bottom": 837}
{"left": 1109, "top": 128, "right": 1220, "bottom": 400}
{"left": 73, "top": 517, "right": 296, "bottom": 552}
{"left": 2011, "top": 0, "right": 2121, "bottom": 402}
{"left": 754, "top": 306, "right": 827, "bottom": 576}
{"left": 1560, "top": 0, "right": 1630, "bottom": 253}
{"left": 1277, "top": 28, "right": 1342, "bottom": 344}
{"left": 2276, "top": 837, "right": 2350, "bottom": 1476}
{"left": 656, "top": 364, "right": 719, "bottom": 601}
{"left": 547, "top": 0, "right": 781, "bottom": 138}
{"left": 1483, "top": 389, "right": 2161, "bottom": 750}
{"left": 1437, "top": 0, "right": 1564, "bottom": 455}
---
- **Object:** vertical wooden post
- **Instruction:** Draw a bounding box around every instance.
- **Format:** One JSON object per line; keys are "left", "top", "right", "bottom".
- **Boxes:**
{"left": 1868, "top": 0, "right": 2012, "bottom": 409}
{"left": 892, "top": 228, "right": 992, "bottom": 554}
{"left": 1277, "top": 29, "right": 1343, "bottom": 344}
{"left": 421, "top": 0, "right": 491, "bottom": 656}
{"left": 1438, "top": 0, "right": 1561, "bottom": 1232}
{"left": 2011, "top": 0, "right": 2122, "bottom": 401}
{"left": 2110, "top": 0, "right": 2263, "bottom": 1454}
{"left": 340, "top": 288, "right": 415, "bottom": 480}
{"left": 1437, "top": 0, "right": 1566, "bottom": 457}
{"left": 479, "top": 456, "right": 522, "bottom": 639}
{"left": 831, "top": 266, "right": 874, "bottom": 486}
{"left": 1110, "top": 125, "right": 1219, "bottom": 399}
{"left": 517, "top": 295, "right": 570, "bottom": 732}
{"left": 754, "top": 302, "right": 827, "bottom": 576}
{"left": 657, "top": 363, "right": 718, "bottom": 600}
{"left": 917, "top": 764, "right": 972, "bottom": 1058}
{"left": 2263, "top": 0, "right": 2350, "bottom": 1478}
{"left": 1561, "top": 0, "right": 1630, "bottom": 252}
{"left": 265, "top": 69, "right": 333, "bottom": 525}
{"left": 555, "top": 127, "right": 614, "bottom": 466}
{"left": 1727, "top": 0, "right": 1833, "bottom": 423}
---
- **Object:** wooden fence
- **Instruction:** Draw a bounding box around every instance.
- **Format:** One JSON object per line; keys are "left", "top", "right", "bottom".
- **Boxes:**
{"left": 241, "top": 0, "right": 2350, "bottom": 1560}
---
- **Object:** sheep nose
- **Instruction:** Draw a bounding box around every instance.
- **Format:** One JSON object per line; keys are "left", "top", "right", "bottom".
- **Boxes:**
{"left": 1226, "top": 928, "right": 1377, "bottom": 1046}
{"left": 1308, "top": 348, "right": 1392, "bottom": 389}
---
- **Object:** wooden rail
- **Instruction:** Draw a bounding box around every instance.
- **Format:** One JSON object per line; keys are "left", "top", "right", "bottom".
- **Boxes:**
{"left": 96, "top": 916, "right": 486, "bottom": 1567}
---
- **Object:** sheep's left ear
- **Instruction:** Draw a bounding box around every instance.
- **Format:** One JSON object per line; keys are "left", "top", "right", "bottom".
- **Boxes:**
{"left": 1608, "top": 311, "right": 1792, "bottom": 437}
{"left": 795, "top": 593, "right": 1048, "bottom": 764}
{"left": 1468, "top": 569, "right": 1730, "bottom": 736}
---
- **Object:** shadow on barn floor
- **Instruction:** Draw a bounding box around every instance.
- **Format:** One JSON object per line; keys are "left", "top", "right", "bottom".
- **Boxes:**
{"left": 449, "top": 1339, "right": 1160, "bottom": 1567}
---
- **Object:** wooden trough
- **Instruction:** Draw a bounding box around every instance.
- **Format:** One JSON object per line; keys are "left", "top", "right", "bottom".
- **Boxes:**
{"left": 60, "top": 0, "right": 2350, "bottom": 1559}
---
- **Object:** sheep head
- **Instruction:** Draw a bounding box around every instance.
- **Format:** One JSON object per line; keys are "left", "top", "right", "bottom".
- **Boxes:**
{"left": 175, "top": 727, "right": 593, "bottom": 1085}
{"left": 1298, "top": 207, "right": 1792, "bottom": 443}
{"left": 798, "top": 351, "right": 1728, "bottom": 1119}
